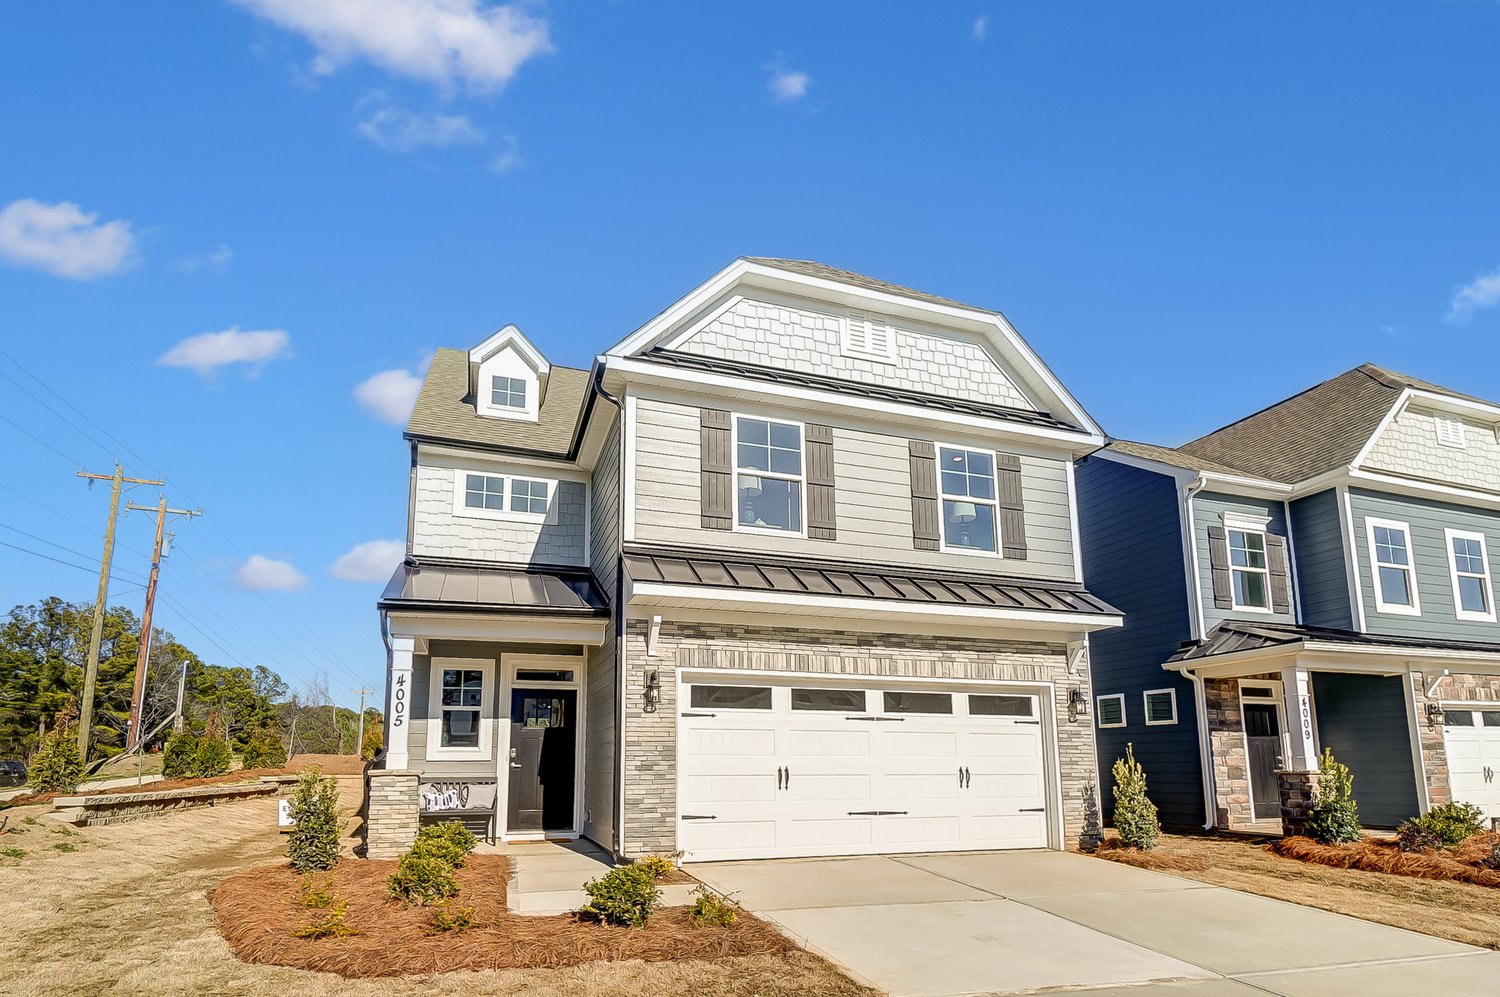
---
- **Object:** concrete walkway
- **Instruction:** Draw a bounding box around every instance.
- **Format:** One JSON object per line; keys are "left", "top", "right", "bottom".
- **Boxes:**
{"left": 482, "top": 839, "right": 698, "bottom": 915}
{"left": 689, "top": 850, "right": 1500, "bottom": 996}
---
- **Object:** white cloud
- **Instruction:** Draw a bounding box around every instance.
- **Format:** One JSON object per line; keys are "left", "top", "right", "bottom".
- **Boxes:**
{"left": 330, "top": 539, "right": 406, "bottom": 583}
{"left": 489, "top": 134, "right": 523, "bottom": 174}
{"left": 158, "top": 327, "right": 292, "bottom": 377}
{"left": 357, "top": 99, "right": 485, "bottom": 151}
{"left": 234, "top": 554, "right": 307, "bottom": 592}
{"left": 1448, "top": 265, "right": 1500, "bottom": 323}
{"left": 973, "top": 16, "right": 988, "bottom": 41}
{"left": 231, "top": 0, "right": 553, "bottom": 92}
{"left": 0, "top": 198, "right": 137, "bottom": 280}
{"left": 355, "top": 366, "right": 425, "bottom": 424}
{"left": 767, "top": 63, "right": 810, "bottom": 103}
{"left": 175, "top": 242, "right": 234, "bottom": 274}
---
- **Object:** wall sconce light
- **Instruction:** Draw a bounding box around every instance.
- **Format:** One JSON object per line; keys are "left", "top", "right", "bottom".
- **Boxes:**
{"left": 1425, "top": 702, "right": 1444, "bottom": 728}
{"left": 1068, "top": 688, "right": 1088, "bottom": 724}
{"left": 643, "top": 670, "right": 660, "bottom": 714}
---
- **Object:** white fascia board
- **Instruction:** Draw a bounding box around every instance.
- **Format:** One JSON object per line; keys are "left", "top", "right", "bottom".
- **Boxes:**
{"left": 1343, "top": 468, "right": 1500, "bottom": 512}
{"left": 1407, "top": 388, "right": 1500, "bottom": 423}
{"left": 1092, "top": 449, "right": 1290, "bottom": 498}
{"left": 626, "top": 580, "right": 1123, "bottom": 633}
{"left": 470, "top": 323, "right": 551, "bottom": 375}
{"left": 385, "top": 611, "right": 607, "bottom": 645}
{"left": 1092, "top": 448, "right": 1199, "bottom": 484}
{"left": 604, "top": 355, "right": 1105, "bottom": 454}
{"left": 1348, "top": 390, "right": 1410, "bottom": 471}
{"left": 416, "top": 442, "right": 590, "bottom": 481}
{"left": 1171, "top": 641, "right": 1500, "bottom": 679}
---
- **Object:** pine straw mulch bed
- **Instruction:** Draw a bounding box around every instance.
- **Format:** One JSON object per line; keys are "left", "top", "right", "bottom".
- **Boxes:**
{"left": 212, "top": 854, "right": 799, "bottom": 979}
{"left": 1269, "top": 832, "right": 1500, "bottom": 888}
{"left": 1093, "top": 836, "right": 1212, "bottom": 872}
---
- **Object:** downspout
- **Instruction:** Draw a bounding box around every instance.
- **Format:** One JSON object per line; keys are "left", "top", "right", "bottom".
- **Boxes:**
{"left": 589, "top": 362, "right": 628, "bottom": 860}
{"left": 1177, "top": 475, "right": 1216, "bottom": 830}
{"left": 1172, "top": 662, "right": 1218, "bottom": 831}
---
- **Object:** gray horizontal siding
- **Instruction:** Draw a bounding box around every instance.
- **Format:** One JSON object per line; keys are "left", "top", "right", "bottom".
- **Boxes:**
{"left": 1289, "top": 489, "right": 1354, "bottom": 630}
{"left": 1075, "top": 455, "right": 1203, "bottom": 828}
{"left": 632, "top": 395, "right": 1077, "bottom": 581}
{"left": 1311, "top": 672, "right": 1420, "bottom": 828}
{"left": 1193, "top": 491, "right": 1295, "bottom": 631}
{"left": 1350, "top": 488, "right": 1500, "bottom": 644}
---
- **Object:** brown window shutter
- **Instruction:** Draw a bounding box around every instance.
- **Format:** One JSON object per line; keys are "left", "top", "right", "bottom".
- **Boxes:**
{"left": 1266, "top": 534, "right": 1292, "bottom": 614}
{"left": 996, "top": 453, "right": 1028, "bottom": 560}
{"left": 806, "top": 424, "right": 837, "bottom": 540}
{"left": 909, "top": 440, "right": 940, "bottom": 550}
{"left": 1207, "top": 525, "right": 1233, "bottom": 609}
{"left": 700, "top": 409, "right": 733, "bottom": 530}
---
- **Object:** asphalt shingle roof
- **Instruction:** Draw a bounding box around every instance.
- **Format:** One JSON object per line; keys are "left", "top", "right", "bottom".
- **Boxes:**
{"left": 404, "top": 348, "right": 592, "bottom": 456}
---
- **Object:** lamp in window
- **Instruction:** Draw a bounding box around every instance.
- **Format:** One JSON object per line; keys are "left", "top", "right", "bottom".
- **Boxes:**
{"left": 951, "top": 501, "right": 977, "bottom": 547}
{"left": 739, "top": 475, "right": 763, "bottom": 526}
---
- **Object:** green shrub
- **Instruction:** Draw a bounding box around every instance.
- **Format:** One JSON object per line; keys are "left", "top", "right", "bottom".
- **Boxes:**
{"left": 293, "top": 900, "right": 359, "bottom": 940}
{"left": 1397, "top": 801, "right": 1485, "bottom": 851}
{"left": 412, "top": 821, "right": 477, "bottom": 869}
{"left": 28, "top": 720, "right": 84, "bottom": 794}
{"left": 636, "top": 853, "right": 678, "bottom": 880}
{"left": 689, "top": 885, "right": 739, "bottom": 927}
{"left": 1, "top": 847, "right": 25, "bottom": 860}
{"left": 1305, "top": 748, "right": 1362, "bottom": 845}
{"left": 193, "top": 736, "right": 231, "bottom": 778}
{"left": 1111, "top": 743, "right": 1160, "bottom": 850}
{"left": 162, "top": 732, "right": 200, "bottom": 779}
{"left": 361, "top": 725, "right": 383, "bottom": 762}
{"left": 52, "top": 842, "right": 77, "bottom": 853}
{"left": 581, "top": 864, "right": 661, "bottom": 928}
{"left": 426, "top": 901, "right": 476, "bottom": 934}
{"left": 241, "top": 728, "right": 288, "bottom": 770}
{"left": 299, "top": 876, "right": 336, "bottom": 909}
{"left": 387, "top": 851, "right": 460, "bottom": 906}
{"left": 287, "top": 769, "right": 342, "bottom": 873}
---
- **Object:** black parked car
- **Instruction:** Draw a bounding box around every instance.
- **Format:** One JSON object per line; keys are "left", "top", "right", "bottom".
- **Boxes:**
{"left": 0, "top": 761, "right": 26, "bottom": 788}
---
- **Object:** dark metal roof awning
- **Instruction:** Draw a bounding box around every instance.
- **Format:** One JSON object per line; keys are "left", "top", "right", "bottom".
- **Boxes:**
{"left": 1169, "top": 621, "right": 1500, "bottom": 664}
{"left": 379, "top": 558, "right": 609, "bottom": 616}
{"left": 624, "top": 548, "right": 1120, "bottom": 618}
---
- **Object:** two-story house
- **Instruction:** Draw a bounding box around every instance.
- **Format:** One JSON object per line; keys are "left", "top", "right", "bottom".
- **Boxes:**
{"left": 1078, "top": 364, "right": 1500, "bottom": 835}
{"left": 368, "top": 257, "right": 1123, "bottom": 863}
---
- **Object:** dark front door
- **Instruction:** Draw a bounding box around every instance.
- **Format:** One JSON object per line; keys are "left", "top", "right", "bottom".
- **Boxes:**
{"left": 1243, "top": 703, "right": 1283, "bottom": 821}
{"left": 507, "top": 688, "right": 577, "bottom": 833}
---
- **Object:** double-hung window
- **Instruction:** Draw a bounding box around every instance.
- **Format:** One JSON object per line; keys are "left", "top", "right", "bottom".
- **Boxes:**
{"left": 1367, "top": 518, "right": 1420, "bottom": 615}
{"left": 428, "top": 660, "right": 492, "bottom": 759}
{"left": 939, "top": 447, "right": 998, "bottom": 553}
{"left": 1446, "top": 528, "right": 1495, "bottom": 622}
{"left": 491, "top": 375, "right": 528, "bottom": 410}
{"left": 1227, "top": 529, "right": 1270, "bottom": 610}
{"left": 735, "top": 417, "right": 803, "bottom": 533}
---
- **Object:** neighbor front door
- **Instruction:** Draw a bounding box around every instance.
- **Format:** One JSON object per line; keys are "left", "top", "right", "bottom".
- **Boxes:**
{"left": 1243, "top": 702, "right": 1283, "bottom": 821}
{"left": 507, "top": 688, "right": 576, "bottom": 833}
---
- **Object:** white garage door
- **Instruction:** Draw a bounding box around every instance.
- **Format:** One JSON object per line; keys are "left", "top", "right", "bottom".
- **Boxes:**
{"left": 677, "top": 679, "right": 1051, "bottom": 862}
{"left": 1443, "top": 707, "right": 1500, "bottom": 824}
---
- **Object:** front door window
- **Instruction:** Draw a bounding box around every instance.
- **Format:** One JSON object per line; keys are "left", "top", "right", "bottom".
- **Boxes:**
{"left": 507, "top": 688, "right": 577, "bottom": 833}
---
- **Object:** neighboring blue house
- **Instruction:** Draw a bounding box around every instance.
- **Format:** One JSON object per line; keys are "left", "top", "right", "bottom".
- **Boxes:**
{"left": 1078, "top": 364, "right": 1500, "bottom": 832}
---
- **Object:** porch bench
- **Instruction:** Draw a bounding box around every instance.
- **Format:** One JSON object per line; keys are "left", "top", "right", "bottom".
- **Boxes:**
{"left": 418, "top": 778, "right": 498, "bottom": 844}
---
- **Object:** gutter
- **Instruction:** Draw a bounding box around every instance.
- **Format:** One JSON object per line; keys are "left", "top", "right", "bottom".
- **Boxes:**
{"left": 1171, "top": 661, "right": 1219, "bottom": 832}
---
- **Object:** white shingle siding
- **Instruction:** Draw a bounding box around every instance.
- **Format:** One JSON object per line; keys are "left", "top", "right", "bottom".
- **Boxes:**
{"left": 412, "top": 460, "right": 587, "bottom": 565}
{"left": 1365, "top": 405, "right": 1500, "bottom": 492}
{"left": 677, "top": 296, "right": 1034, "bottom": 410}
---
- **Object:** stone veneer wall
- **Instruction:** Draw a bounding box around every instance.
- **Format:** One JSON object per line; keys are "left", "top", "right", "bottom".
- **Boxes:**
{"left": 365, "top": 770, "right": 420, "bottom": 859}
{"left": 1204, "top": 672, "right": 1281, "bottom": 828}
{"left": 619, "top": 619, "right": 1097, "bottom": 857}
{"left": 1410, "top": 672, "right": 1500, "bottom": 809}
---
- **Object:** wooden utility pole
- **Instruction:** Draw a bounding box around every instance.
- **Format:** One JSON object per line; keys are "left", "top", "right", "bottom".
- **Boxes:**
{"left": 77, "top": 464, "right": 163, "bottom": 759}
{"left": 351, "top": 687, "right": 373, "bottom": 757}
{"left": 124, "top": 496, "right": 200, "bottom": 750}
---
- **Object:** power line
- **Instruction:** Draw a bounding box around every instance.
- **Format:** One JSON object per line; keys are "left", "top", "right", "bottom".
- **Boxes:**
{"left": 0, "top": 537, "right": 146, "bottom": 585}
{"left": 0, "top": 347, "right": 162, "bottom": 474}
{"left": 0, "top": 410, "right": 87, "bottom": 467}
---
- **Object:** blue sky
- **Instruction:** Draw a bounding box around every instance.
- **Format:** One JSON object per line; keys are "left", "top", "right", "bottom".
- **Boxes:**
{"left": 3, "top": 2, "right": 1500, "bottom": 705}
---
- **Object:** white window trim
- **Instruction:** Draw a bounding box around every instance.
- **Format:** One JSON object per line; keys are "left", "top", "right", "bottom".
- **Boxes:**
{"left": 841, "top": 312, "right": 897, "bottom": 364}
{"left": 730, "top": 413, "right": 808, "bottom": 538}
{"left": 937, "top": 443, "right": 1003, "bottom": 558}
{"left": 452, "top": 469, "right": 561, "bottom": 525}
{"left": 1444, "top": 527, "right": 1496, "bottom": 623}
{"left": 1366, "top": 516, "right": 1421, "bottom": 616}
{"left": 1096, "top": 693, "right": 1126, "bottom": 728}
{"left": 1434, "top": 412, "right": 1467, "bottom": 449}
{"left": 1225, "top": 526, "right": 1273, "bottom": 614}
{"left": 426, "top": 657, "right": 495, "bottom": 761}
{"left": 1143, "top": 688, "right": 1179, "bottom": 726}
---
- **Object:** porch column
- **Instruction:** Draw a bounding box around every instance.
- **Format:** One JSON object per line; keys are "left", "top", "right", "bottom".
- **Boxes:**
{"left": 1279, "top": 666, "right": 1318, "bottom": 772}
{"left": 386, "top": 635, "right": 415, "bottom": 769}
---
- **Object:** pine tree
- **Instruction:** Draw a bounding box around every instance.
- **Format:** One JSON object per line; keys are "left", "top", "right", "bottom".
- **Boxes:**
{"left": 28, "top": 707, "right": 84, "bottom": 794}
{"left": 288, "top": 768, "right": 342, "bottom": 873}
{"left": 1112, "top": 743, "right": 1161, "bottom": 850}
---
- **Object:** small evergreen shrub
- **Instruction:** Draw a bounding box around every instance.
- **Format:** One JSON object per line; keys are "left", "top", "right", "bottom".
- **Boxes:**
{"left": 581, "top": 864, "right": 662, "bottom": 928}
{"left": 1397, "top": 802, "right": 1486, "bottom": 850}
{"left": 1111, "top": 743, "right": 1160, "bottom": 850}
{"left": 28, "top": 717, "right": 84, "bottom": 794}
{"left": 287, "top": 769, "right": 342, "bottom": 873}
{"left": 361, "top": 725, "right": 383, "bottom": 761}
{"left": 426, "top": 902, "right": 476, "bottom": 934}
{"left": 293, "top": 900, "right": 359, "bottom": 940}
{"left": 689, "top": 885, "right": 739, "bottom": 927}
{"left": 193, "top": 736, "right": 231, "bottom": 778}
{"left": 1305, "top": 748, "right": 1362, "bottom": 845}
{"left": 241, "top": 728, "right": 288, "bottom": 770}
{"left": 635, "top": 853, "right": 678, "bottom": 880}
{"left": 386, "top": 851, "right": 460, "bottom": 906}
{"left": 299, "top": 876, "right": 336, "bottom": 909}
{"left": 411, "top": 821, "right": 477, "bottom": 869}
{"left": 162, "top": 731, "right": 200, "bottom": 779}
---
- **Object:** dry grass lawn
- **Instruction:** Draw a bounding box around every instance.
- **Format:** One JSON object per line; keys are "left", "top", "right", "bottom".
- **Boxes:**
{"left": 0, "top": 777, "right": 872, "bottom": 996}
{"left": 1094, "top": 831, "right": 1500, "bottom": 950}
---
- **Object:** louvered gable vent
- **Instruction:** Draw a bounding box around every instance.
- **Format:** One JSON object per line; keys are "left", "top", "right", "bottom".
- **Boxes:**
{"left": 843, "top": 312, "right": 895, "bottom": 363}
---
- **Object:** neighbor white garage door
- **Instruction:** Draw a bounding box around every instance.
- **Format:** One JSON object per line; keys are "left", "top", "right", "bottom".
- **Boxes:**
{"left": 677, "top": 678, "right": 1051, "bottom": 862}
{"left": 1443, "top": 707, "right": 1500, "bottom": 825}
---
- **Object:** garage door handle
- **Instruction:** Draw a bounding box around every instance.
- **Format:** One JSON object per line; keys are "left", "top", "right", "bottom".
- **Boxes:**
{"left": 964, "top": 766, "right": 971, "bottom": 789}
{"left": 681, "top": 712, "right": 717, "bottom": 718}
{"left": 847, "top": 810, "right": 909, "bottom": 816}
{"left": 682, "top": 815, "right": 717, "bottom": 820}
{"left": 847, "top": 716, "right": 904, "bottom": 722}
{"left": 784, "top": 767, "right": 790, "bottom": 789}
{"left": 1019, "top": 807, "right": 1045, "bottom": 813}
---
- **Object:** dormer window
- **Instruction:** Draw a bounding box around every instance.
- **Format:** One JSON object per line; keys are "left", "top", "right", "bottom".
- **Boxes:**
{"left": 491, "top": 376, "right": 528, "bottom": 411}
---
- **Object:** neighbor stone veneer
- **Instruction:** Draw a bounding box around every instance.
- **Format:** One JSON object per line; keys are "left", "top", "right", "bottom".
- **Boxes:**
{"left": 619, "top": 619, "right": 1098, "bottom": 857}
{"left": 1277, "top": 769, "right": 1320, "bottom": 836}
{"left": 365, "top": 769, "right": 420, "bottom": 859}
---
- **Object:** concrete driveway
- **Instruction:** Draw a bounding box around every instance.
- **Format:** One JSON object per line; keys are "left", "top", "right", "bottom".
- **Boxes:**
{"left": 688, "top": 850, "right": 1500, "bottom": 996}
